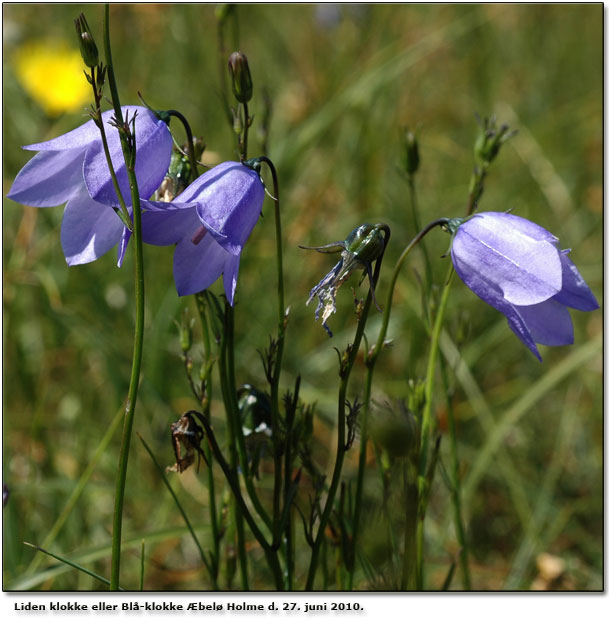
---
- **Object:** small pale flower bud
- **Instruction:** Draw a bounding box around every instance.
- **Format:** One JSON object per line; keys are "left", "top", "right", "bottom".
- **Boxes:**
{"left": 74, "top": 13, "right": 99, "bottom": 68}
{"left": 228, "top": 52, "right": 253, "bottom": 103}
{"left": 178, "top": 309, "right": 194, "bottom": 353}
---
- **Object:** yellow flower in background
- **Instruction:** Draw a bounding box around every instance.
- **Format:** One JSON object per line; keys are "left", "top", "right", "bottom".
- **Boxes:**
{"left": 14, "top": 40, "right": 90, "bottom": 116}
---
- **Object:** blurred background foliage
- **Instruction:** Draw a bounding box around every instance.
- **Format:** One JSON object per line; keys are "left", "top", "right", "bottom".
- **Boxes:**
{"left": 2, "top": 4, "right": 602, "bottom": 590}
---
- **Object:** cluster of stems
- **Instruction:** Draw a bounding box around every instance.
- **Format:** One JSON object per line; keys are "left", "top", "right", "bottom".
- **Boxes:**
{"left": 73, "top": 6, "right": 513, "bottom": 591}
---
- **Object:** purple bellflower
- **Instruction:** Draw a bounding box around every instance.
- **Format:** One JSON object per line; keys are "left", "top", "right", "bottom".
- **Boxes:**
{"left": 7, "top": 105, "right": 172, "bottom": 266}
{"left": 450, "top": 211, "right": 599, "bottom": 361}
{"left": 137, "top": 161, "right": 265, "bottom": 303}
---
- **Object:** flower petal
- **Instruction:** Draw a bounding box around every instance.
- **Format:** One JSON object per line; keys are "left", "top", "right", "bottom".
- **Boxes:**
{"left": 141, "top": 205, "right": 199, "bottom": 246}
{"left": 147, "top": 162, "right": 264, "bottom": 254}
{"left": 514, "top": 299, "right": 574, "bottom": 347}
{"left": 83, "top": 108, "right": 172, "bottom": 206}
{"left": 504, "top": 308, "right": 542, "bottom": 361}
{"left": 553, "top": 251, "right": 599, "bottom": 311}
{"left": 60, "top": 185, "right": 124, "bottom": 265}
{"left": 194, "top": 162, "right": 264, "bottom": 254}
{"left": 481, "top": 212, "right": 559, "bottom": 243}
{"left": 117, "top": 226, "right": 132, "bottom": 268}
{"left": 23, "top": 116, "right": 101, "bottom": 151}
{"left": 7, "top": 148, "right": 85, "bottom": 207}
{"left": 453, "top": 212, "right": 562, "bottom": 306}
{"left": 452, "top": 249, "right": 541, "bottom": 360}
{"left": 223, "top": 254, "right": 241, "bottom": 305}
{"left": 22, "top": 106, "right": 148, "bottom": 151}
{"left": 173, "top": 233, "right": 230, "bottom": 297}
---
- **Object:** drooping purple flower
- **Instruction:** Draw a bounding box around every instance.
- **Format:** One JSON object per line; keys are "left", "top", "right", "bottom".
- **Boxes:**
{"left": 450, "top": 211, "right": 599, "bottom": 361}
{"left": 7, "top": 105, "right": 172, "bottom": 265}
{"left": 137, "top": 161, "right": 265, "bottom": 303}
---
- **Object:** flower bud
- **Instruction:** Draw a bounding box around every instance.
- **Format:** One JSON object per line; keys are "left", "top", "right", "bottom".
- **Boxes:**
{"left": 403, "top": 128, "right": 420, "bottom": 175}
{"left": 74, "top": 13, "right": 99, "bottom": 68}
{"left": 228, "top": 52, "right": 253, "bottom": 103}
{"left": 473, "top": 115, "right": 516, "bottom": 166}
{"left": 344, "top": 223, "right": 386, "bottom": 264}
{"left": 178, "top": 308, "right": 194, "bottom": 353}
{"left": 302, "top": 222, "right": 389, "bottom": 335}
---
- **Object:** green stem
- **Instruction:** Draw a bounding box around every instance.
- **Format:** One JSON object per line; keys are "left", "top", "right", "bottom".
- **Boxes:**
{"left": 415, "top": 269, "right": 453, "bottom": 590}
{"left": 283, "top": 377, "right": 300, "bottom": 589}
{"left": 406, "top": 175, "right": 433, "bottom": 297}
{"left": 400, "top": 461, "right": 419, "bottom": 590}
{"left": 104, "top": 4, "right": 146, "bottom": 591}
{"left": 206, "top": 447, "right": 219, "bottom": 579}
{"left": 109, "top": 133, "right": 144, "bottom": 593}
{"left": 193, "top": 294, "right": 220, "bottom": 578}
{"left": 88, "top": 65, "right": 132, "bottom": 230}
{"left": 166, "top": 109, "right": 199, "bottom": 179}
{"left": 419, "top": 276, "right": 451, "bottom": 479}
{"left": 466, "top": 162, "right": 488, "bottom": 215}
{"left": 440, "top": 356, "right": 471, "bottom": 589}
{"left": 103, "top": 6, "right": 122, "bottom": 125}
{"left": 241, "top": 102, "right": 250, "bottom": 163}
{"left": 258, "top": 157, "right": 286, "bottom": 550}
{"left": 305, "top": 238, "right": 389, "bottom": 590}
{"left": 24, "top": 543, "right": 124, "bottom": 590}
{"left": 346, "top": 219, "right": 448, "bottom": 590}
{"left": 193, "top": 411, "right": 284, "bottom": 589}
{"left": 304, "top": 320, "right": 365, "bottom": 590}
{"left": 219, "top": 306, "right": 249, "bottom": 589}
{"left": 409, "top": 162, "right": 487, "bottom": 590}
{"left": 235, "top": 503, "right": 249, "bottom": 590}
{"left": 224, "top": 305, "right": 273, "bottom": 532}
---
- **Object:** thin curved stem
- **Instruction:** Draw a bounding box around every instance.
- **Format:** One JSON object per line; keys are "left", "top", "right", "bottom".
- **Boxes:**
{"left": 223, "top": 304, "right": 273, "bottom": 532}
{"left": 89, "top": 65, "right": 132, "bottom": 230}
{"left": 415, "top": 268, "right": 453, "bottom": 589}
{"left": 257, "top": 156, "right": 285, "bottom": 548}
{"left": 194, "top": 293, "right": 220, "bottom": 578}
{"left": 346, "top": 218, "right": 449, "bottom": 590}
{"left": 105, "top": 4, "right": 146, "bottom": 591}
{"left": 242, "top": 102, "right": 250, "bottom": 164}
{"left": 166, "top": 109, "right": 200, "bottom": 179}
{"left": 304, "top": 296, "right": 372, "bottom": 590}
{"left": 305, "top": 231, "right": 389, "bottom": 591}
{"left": 193, "top": 411, "right": 284, "bottom": 589}
{"left": 440, "top": 356, "right": 471, "bottom": 589}
{"left": 406, "top": 174, "right": 432, "bottom": 297}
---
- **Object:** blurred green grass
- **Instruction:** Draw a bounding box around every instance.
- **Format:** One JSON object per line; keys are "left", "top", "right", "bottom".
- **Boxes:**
{"left": 2, "top": 4, "right": 602, "bottom": 590}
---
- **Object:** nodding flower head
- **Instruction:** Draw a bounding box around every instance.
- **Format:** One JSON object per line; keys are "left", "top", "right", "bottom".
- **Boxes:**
{"left": 7, "top": 105, "right": 172, "bottom": 266}
{"left": 301, "top": 223, "right": 390, "bottom": 337}
{"left": 449, "top": 211, "right": 598, "bottom": 361}
{"left": 137, "top": 160, "right": 265, "bottom": 303}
